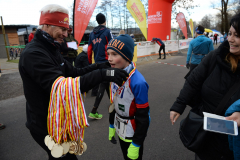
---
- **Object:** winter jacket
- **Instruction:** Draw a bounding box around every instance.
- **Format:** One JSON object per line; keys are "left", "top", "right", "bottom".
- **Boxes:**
{"left": 28, "top": 33, "right": 34, "bottom": 42}
{"left": 87, "top": 25, "right": 112, "bottom": 64}
{"left": 225, "top": 99, "right": 240, "bottom": 160}
{"left": 171, "top": 41, "right": 239, "bottom": 159}
{"left": 64, "top": 34, "right": 78, "bottom": 58}
{"left": 186, "top": 35, "right": 214, "bottom": 64}
{"left": 75, "top": 51, "right": 89, "bottom": 68}
{"left": 19, "top": 29, "right": 108, "bottom": 135}
{"left": 151, "top": 38, "right": 164, "bottom": 46}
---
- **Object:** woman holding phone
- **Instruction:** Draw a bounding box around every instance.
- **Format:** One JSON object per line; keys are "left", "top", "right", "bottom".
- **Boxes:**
{"left": 170, "top": 13, "right": 240, "bottom": 160}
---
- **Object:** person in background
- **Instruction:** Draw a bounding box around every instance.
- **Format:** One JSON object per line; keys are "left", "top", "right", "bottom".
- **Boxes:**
{"left": 75, "top": 44, "right": 89, "bottom": 68}
{"left": 130, "top": 34, "right": 136, "bottom": 42}
{"left": 119, "top": 30, "right": 125, "bottom": 36}
{"left": 224, "top": 32, "right": 228, "bottom": 41}
{"left": 28, "top": 28, "right": 37, "bottom": 42}
{"left": 14, "top": 48, "right": 18, "bottom": 59}
{"left": 10, "top": 48, "right": 13, "bottom": 60}
{"left": 64, "top": 26, "right": 78, "bottom": 65}
{"left": 88, "top": 13, "right": 113, "bottom": 119}
{"left": 213, "top": 33, "right": 218, "bottom": 45}
{"left": 170, "top": 13, "right": 240, "bottom": 160}
{"left": 151, "top": 37, "right": 166, "bottom": 59}
{"left": 185, "top": 25, "right": 214, "bottom": 71}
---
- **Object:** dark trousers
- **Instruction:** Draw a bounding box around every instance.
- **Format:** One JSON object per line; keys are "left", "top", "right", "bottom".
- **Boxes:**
{"left": 119, "top": 137, "right": 144, "bottom": 160}
{"left": 91, "top": 84, "right": 99, "bottom": 96}
{"left": 93, "top": 82, "right": 110, "bottom": 108}
{"left": 214, "top": 39, "right": 217, "bottom": 45}
{"left": 159, "top": 45, "right": 166, "bottom": 58}
{"left": 30, "top": 131, "right": 77, "bottom": 160}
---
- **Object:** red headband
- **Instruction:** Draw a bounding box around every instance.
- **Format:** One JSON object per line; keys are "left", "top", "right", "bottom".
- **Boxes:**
{"left": 39, "top": 11, "right": 69, "bottom": 28}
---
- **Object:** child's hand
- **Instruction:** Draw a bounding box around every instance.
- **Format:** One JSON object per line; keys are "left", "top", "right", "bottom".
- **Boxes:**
{"left": 225, "top": 112, "right": 240, "bottom": 127}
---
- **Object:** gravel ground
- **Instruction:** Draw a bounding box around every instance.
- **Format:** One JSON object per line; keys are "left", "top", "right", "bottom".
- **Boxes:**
{"left": 0, "top": 72, "right": 24, "bottom": 101}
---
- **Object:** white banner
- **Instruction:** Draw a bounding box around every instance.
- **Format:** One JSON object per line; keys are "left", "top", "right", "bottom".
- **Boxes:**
{"left": 178, "top": 39, "right": 191, "bottom": 50}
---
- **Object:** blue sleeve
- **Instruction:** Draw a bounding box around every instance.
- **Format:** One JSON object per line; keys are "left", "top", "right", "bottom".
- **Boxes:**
{"left": 186, "top": 42, "right": 193, "bottom": 64}
{"left": 131, "top": 81, "right": 149, "bottom": 108}
{"left": 209, "top": 40, "right": 214, "bottom": 52}
{"left": 225, "top": 99, "right": 240, "bottom": 116}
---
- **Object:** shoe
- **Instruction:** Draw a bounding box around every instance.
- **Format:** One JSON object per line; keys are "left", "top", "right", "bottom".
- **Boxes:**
{"left": 0, "top": 123, "right": 6, "bottom": 130}
{"left": 158, "top": 57, "right": 161, "bottom": 59}
{"left": 88, "top": 112, "right": 103, "bottom": 119}
{"left": 162, "top": 57, "right": 166, "bottom": 59}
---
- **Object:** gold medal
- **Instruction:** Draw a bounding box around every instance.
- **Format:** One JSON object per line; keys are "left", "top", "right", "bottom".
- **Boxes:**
{"left": 109, "top": 103, "right": 115, "bottom": 113}
{"left": 61, "top": 142, "right": 70, "bottom": 154}
{"left": 44, "top": 135, "right": 51, "bottom": 146}
{"left": 47, "top": 139, "right": 55, "bottom": 150}
{"left": 82, "top": 142, "right": 87, "bottom": 152}
{"left": 51, "top": 144, "right": 64, "bottom": 158}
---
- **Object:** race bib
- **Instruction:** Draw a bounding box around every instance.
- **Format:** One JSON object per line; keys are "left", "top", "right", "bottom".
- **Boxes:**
{"left": 114, "top": 114, "right": 128, "bottom": 140}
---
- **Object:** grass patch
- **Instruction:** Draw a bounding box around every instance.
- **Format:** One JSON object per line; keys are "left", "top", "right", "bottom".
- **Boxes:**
{"left": 7, "top": 59, "right": 19, "bottom": 63}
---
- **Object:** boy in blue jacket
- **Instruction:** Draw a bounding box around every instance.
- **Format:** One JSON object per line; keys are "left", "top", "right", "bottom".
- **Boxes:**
{"left": 108, "top": 34, "right": 150, "bottom": 160}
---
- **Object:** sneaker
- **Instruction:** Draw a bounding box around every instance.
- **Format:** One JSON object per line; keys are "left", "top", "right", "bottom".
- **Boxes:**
{"left": 0, "top": 123, "right": 6, "bottom": 130}
{"left": 162, "top": 57, "right": 166, "bottom": 59}
{"left": 88, "top": 112, "right": 103, "bottom": 119}
{"left": 158, "top": 57, "right": 161, "bottom": 59}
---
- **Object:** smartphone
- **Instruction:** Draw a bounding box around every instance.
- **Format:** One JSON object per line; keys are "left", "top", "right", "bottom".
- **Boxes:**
{"left": 203, "top": 117, "right": 238, "bottom": 136}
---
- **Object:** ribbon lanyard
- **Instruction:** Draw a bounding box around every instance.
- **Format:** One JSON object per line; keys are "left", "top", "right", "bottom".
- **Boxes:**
{"left": 48, "top": 76, "right": 89, "bottom": 144}
{"left": 110, "top": 62, "right": 136, "bottom": 103}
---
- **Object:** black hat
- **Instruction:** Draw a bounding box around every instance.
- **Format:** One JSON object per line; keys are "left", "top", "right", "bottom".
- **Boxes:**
{"left": 96, "top": 13, "right": 106, "bottom": 24}
{"left": 32, "top": 27, "right": 37, "bottom": 31}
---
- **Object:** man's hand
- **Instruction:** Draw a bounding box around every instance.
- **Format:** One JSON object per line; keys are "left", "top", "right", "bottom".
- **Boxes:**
{"left": 225, "top": 112, "right": 240, "bottom": 127}
{"left": 170, "top": 111, "right": 180, "bottom": 125}
{"left": 101, "top": 68, "right": 128, "bottom": 86}
{"left": 186, "top": 63, "right": 190, "bottom": 69}
{"left": 96, "top": 62, "right": 111, "bottom": 69}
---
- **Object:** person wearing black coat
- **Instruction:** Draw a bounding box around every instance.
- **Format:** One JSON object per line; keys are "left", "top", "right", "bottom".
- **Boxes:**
{"left": 170, "top": 13, "right": 240, "bottom": 160}
{"left": 18, "top": 4, "right": 128, "bottom": 160}
{"left": 75, "top": 44, "right": 89, "bottom": 68}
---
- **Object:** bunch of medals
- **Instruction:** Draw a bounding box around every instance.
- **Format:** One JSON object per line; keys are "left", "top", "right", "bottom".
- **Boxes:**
{"left": 45, "top": 76, "right": 89, "bottom": 158}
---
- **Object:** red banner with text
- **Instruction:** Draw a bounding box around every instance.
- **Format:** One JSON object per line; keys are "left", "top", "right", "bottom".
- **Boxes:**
{"left": 74, "top": 0, "right": 98, "bottom": 45}
{"left": 176, "top": 12, "right": 188, "bottom": 39}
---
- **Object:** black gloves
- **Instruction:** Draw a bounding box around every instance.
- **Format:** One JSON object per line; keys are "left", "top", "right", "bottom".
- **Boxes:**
{"left": 186, "top": 63, "right": 190, "bottom": 69}
{"left": 101, "top": 68, "right": 129, "bottom": 86}
{"left": 96, "top": 62, "right": 111, "bottom": 69}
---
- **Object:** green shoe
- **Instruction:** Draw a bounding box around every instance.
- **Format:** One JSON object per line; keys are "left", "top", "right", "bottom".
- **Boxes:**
{"left": 88, "top": 112, "right": 103, "bottom": 119}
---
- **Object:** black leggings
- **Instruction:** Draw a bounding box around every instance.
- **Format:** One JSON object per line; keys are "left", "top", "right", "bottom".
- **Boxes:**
{"left": 94, "top": 82, "right": 110, "bottom": 108}
{"left": 214, "top": 39, "right": 217, "bottom": 45}
{"left": 30, "top": 131, "right": 78, "bottom": 160}
{"left": 119, "top": 137, "right": 144, "bottom": 160}
{"left": 159, "top": 45, "right": 166, "bottom": 58}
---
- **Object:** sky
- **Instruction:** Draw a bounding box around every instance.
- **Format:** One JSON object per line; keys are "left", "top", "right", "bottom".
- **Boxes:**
{"left": 0, "top": 0, "right": 224, "bottom": 28}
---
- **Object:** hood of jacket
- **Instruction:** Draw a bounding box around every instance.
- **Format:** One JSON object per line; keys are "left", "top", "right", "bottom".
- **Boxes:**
{"left": 93, "top": 25, "right": 107, "bottom": 38}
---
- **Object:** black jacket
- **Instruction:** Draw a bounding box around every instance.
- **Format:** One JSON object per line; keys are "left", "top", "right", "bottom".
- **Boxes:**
{"left": 75, "top": 51, "right": 89, "bottom": 68}
{"left": 19, "top": 30, "right": 105, "bottom": 135}
{"left": 171, "top": 41, "right": 239, "bottom": 159}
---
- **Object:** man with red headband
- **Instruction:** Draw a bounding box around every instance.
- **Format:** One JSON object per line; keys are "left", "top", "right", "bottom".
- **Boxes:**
{"left": 19, "top": 4, "right": 128, "bottom": 160}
